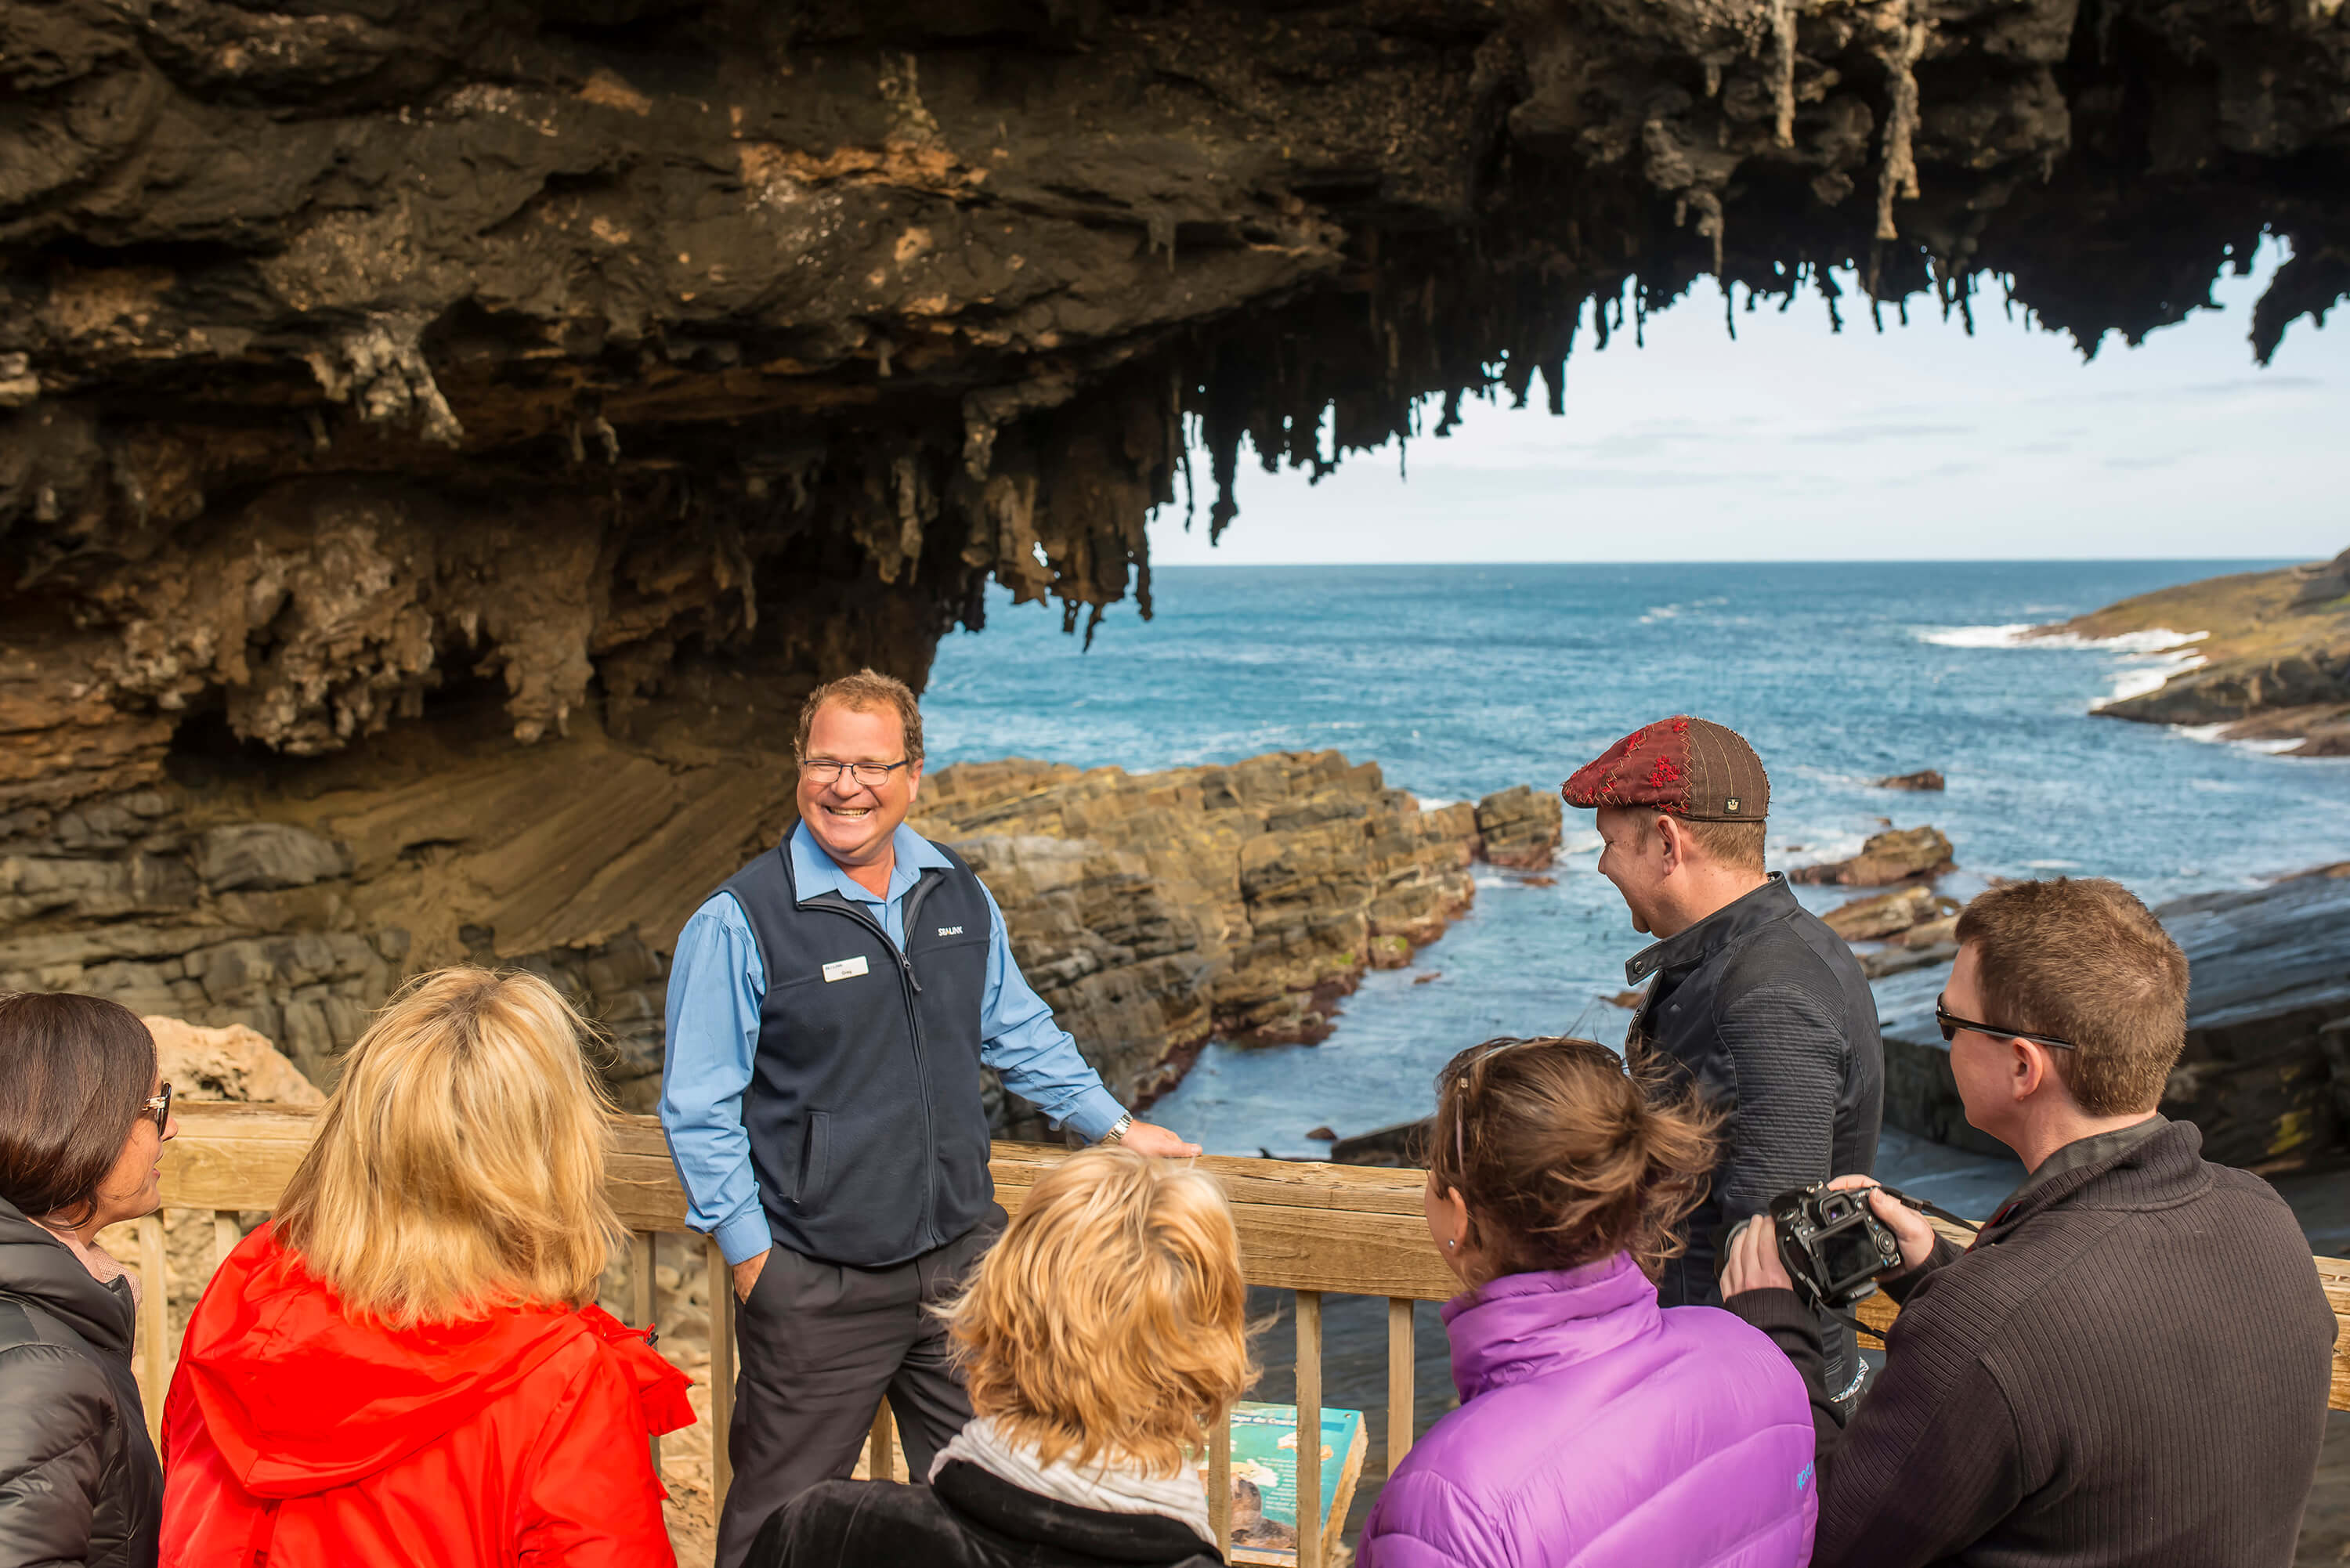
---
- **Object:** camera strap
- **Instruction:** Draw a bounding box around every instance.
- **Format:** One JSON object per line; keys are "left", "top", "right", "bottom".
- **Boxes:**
{"left": 1874, "top": 1184, "right": 1984, "bottom": 1235}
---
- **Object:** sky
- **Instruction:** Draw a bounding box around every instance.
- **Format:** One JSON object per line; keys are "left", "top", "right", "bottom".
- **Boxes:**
{"left": 1146, "top": 238, "right": 2347, "bottom": 565}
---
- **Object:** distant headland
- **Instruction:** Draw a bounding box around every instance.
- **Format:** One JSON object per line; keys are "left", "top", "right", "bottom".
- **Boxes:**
{"left": 2044, "top": 549, "right": 2350, "bottom": 757}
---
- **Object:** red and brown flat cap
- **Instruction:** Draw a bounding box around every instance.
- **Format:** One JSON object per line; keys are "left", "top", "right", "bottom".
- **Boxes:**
{"left": 1561, "top": 716, "right": 1770, "bottom": 822}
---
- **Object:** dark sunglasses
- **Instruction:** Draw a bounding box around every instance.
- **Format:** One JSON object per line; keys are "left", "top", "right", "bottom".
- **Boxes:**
{"left": 1934, "top": 997, "right": 2075, "bottom": 1051}
{"left": 141, "top": 1082, "right": 172, "bottom": 1136}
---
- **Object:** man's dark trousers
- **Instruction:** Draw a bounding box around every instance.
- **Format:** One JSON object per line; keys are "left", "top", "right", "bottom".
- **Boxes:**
{"left": 714, "top": 1212, "right": 1001, "bottom": 1568}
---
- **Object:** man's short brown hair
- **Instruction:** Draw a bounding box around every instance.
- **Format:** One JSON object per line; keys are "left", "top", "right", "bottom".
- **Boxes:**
{"left": 795, "top": 668, "right": 924, "bottom": 764}
{"left": 1954, "top": 877, "right": 2187, "bottom": 1115}
{"left": 1683, "top": 816, "right": 1766, "bottom": 874}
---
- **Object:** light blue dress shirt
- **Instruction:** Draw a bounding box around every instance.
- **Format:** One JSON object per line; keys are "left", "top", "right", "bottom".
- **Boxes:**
{"left": 660, "top": 821, "right": 1129, "bottom": 1264}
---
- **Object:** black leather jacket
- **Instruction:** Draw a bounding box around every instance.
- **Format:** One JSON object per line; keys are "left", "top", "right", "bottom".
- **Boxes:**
{"left": 1624, "top": 874, "right": 1884, "bottom": 1353}
{"left": 754, "top": 1461, "right": 1223, "bottom": 1568}
{"left": 0, "top": 1198, "right": 161, "bottom": 1568}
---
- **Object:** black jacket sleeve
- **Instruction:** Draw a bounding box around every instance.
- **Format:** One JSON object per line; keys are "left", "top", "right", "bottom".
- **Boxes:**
{"left": 1726, "top": 1252, "right": 2027, "bottom": 1568}
{"left": 0, "top": 1342, "right": 111, "bottom": 1568}
{"left": 1723, "top": 1236, "right": 1965, "bottom": 1454}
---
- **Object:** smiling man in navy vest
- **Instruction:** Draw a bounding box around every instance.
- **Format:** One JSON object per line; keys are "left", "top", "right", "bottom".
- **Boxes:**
{"left": 661, "top": 668, "right": 1201, "bottom": 1567}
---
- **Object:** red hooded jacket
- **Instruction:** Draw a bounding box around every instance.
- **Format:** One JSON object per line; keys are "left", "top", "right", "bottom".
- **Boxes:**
{"left": 161, "top": 1225, "right": 694, "bottom": 1566}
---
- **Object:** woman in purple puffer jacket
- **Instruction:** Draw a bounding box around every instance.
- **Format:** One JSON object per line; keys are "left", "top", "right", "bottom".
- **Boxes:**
{"left": 1358, "top": 1035, "right": 1817, "bottom": 1568}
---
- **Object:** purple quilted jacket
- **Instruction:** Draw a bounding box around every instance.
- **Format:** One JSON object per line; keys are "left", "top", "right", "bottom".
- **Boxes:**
{"left": 1357, "top": 1253, "right": 1817, "bottom": 1568}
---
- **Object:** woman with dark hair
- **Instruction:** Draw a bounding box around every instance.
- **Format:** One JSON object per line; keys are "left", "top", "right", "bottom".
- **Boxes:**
{"left": 0, "top": 991, "right": 175, "bottom": 1568}
{"left": 1357, "top": 1036, "right": 1816, "bottom": 1568}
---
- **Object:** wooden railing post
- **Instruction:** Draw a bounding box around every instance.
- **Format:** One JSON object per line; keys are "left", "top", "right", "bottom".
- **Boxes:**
{"left": 709, "top": 1234, "right": 734, "bottom": 1509}
{"left": 867, "top": 1402, "right": 897, "bottom": 1483}
{"left": 1386, "top": 1296, "right": 1415, "bottom": 1471}
{"left": 136, "top": 1212, "right": 168, "bottom": 1447}
{"left": 631, "top": 1230, "right": 659, "bottom": 1477}
{"left": 1296, "top": 1289, "right": 1323, "bottom": 1568}
{"left": 212, "top": 1211, "right": 241, "bottom": 1275}
{"left": 1208, "top": 1414, "right": 1232, "bottom": 1551}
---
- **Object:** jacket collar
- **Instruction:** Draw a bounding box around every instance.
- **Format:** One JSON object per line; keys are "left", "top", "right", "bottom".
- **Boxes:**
{"left": 787, "top": 820, "right": 951, "bottom": 908}
{"left": 1624, "top": 873, "right": 1797, "bottom": 986}
{"left": 1441, "top": 1252, "right": 1660, "bottom": 1402}
{"left": 0, "top": 1196, "right": 135, "bottom": 1355}
{"left": 933, "top": 1459, "right": 1224, "bottom": 1565}
{"left": 1979, "top": 1116, "right": 2211, "bottom": 1244}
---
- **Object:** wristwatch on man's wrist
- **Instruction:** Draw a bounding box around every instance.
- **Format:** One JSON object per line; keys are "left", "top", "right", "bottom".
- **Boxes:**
{"left": 1099, "top": 1113, "right": 1134, "bottom": 1145}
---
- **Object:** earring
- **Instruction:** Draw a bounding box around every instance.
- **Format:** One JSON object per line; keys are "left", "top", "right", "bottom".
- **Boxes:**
{"left": 1446, "top": 1239, "right": 1457, "bottom": 1250}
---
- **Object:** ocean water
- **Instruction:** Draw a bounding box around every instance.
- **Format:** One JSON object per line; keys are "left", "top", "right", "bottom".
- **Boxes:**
{"left": 924, "top": 560, "right": 2350, "bottom": 1512}
{"left": 930, "top": 559, "right": 2344, "bottom": 1156}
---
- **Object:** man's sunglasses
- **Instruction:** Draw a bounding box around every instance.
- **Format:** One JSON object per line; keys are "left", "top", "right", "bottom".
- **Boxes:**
{"left": 142, "top": 1082, "right": 172, "bottom": 1136}
{"left": 1934, "top": 997, "right": 2075, "bottom": 1052}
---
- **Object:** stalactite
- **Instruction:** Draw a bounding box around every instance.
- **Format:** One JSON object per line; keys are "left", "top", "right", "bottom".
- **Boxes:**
{"left": 1875, "top": 0, "right": 1932, "bottom": 241}
{"left": 1773, "top": 0, "right": 1802, "bottom": 147}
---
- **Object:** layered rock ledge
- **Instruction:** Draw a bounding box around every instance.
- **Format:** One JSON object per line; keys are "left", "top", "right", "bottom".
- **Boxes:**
{"left": 1874, "top": 866, "right": 2350, "bottom": 1166}
{"left": 2058, "top": 548, "right": 2350, "bottom": 755}
{"left": 2, "top": 742, "right": 1553, "bottom": 1135}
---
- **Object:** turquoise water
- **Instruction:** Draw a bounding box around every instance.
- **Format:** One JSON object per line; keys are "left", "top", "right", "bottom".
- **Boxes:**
{"left": 923, "top": 560, "right": 2350, "bottom": 1495}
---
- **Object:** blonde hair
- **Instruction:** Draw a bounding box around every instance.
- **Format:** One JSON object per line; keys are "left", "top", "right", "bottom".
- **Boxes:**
{"left": 946, "top": 1147, "right": 1255, "bottom": 1475}
{"left": 273, "top": 968, "right": 622, "bottom": 1328}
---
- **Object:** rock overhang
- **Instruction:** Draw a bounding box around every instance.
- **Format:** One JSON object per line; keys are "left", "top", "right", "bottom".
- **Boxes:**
{"left": 2, "top": 0, "right": 2345, "bottom": 1070}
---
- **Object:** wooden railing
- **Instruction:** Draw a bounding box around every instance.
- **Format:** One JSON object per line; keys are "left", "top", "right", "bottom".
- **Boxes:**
{"left": 145, "top": 1103, "right": 1459, "bottom": 1566}
{"left": 139, "top": 1102, "right": 2350, "bottom": 1564}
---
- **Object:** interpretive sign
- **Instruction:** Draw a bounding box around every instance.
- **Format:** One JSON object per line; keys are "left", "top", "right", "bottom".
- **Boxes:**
{"left": 1195, "top": 1401, "right": 1368, "bottom": 1567}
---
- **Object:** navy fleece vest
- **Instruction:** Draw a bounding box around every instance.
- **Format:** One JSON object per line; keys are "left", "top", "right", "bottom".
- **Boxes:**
{"left": 719, "top": 839, "right": 996, "bottom": 1268}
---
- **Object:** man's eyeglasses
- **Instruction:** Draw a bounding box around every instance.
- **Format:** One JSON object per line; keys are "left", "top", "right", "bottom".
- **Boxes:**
{"left": 801, "top": 759, "right": 913, "bottom": 787}
{"left": 142, "top": 1082, "right": 172, "bottom": 1136}
{"left": 1934, "top": 996, "right": 2076, "bottom": 1051}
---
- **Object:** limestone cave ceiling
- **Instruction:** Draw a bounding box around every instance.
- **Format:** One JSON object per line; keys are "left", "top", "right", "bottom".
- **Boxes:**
{"left": 4, "top": 0, "right": 2347, "bottom": 823}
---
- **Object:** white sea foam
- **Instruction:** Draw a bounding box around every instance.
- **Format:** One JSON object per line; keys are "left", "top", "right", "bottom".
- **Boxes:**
{"left": 1918, "top": 623, "right": 2037, "bottom": 649}
{"left": 2091, "top": 652, "right": 2207, "bottom": 709}
{"left": 1915, "top": 624, "right": 2208, "bottom": 655}
{"left": 1640, "top": 597, "right": 1729, "bottom": 625}
{"left": 2025, "top": 859, "right": 2082, "bottom": 869}
{"left": 2177, "top": 723, "right": 2306, "bottom": 756}
{"left": 1916, "top": 623, "right": 2211, "bottom": 710}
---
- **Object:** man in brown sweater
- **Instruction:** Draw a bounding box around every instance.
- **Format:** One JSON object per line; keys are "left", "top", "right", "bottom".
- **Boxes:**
{"left": 1722, "top": 876, "right": 2336, "bottom": 1567}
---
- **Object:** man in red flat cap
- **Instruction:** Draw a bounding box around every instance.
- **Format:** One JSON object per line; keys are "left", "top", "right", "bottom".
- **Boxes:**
{"left": 1564, "top": 715, "right": 1884, "bottom": 1405}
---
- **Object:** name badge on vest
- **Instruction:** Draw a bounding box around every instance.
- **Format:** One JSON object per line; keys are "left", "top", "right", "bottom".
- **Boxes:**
{"left": 822, "top": 956, "right": 870, "bottom": 983}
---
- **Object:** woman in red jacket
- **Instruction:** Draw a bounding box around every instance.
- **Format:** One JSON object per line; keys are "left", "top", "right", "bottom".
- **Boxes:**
{"left": 161, "top": 968, "right": 693, "bottom": 1566}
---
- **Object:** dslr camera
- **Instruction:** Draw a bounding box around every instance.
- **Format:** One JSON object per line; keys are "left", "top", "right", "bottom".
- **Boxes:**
{"left": 1762, "top": 1183, "right": 1905, "bottom": 1310}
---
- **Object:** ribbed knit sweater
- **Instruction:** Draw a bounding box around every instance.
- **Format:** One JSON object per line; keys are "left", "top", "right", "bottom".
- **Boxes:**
{"left": 1726, "top": 1118, "right": 2335, "bottom": 1568}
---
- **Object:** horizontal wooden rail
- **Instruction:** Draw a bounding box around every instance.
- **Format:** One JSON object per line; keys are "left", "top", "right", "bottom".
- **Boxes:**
{"left": 161, "top": 1103, "right": 1462, "bottom": 1300}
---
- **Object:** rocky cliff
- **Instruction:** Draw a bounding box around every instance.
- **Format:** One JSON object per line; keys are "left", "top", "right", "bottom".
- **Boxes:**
{"left": 5, "top": 0, "right": 2345, "bottom": 1083}
{"left": 2058, "top": 549, "right": 2350, "bottom": 755}
{"left": 911, "top": 753, "right": 1558, "bottom": 1133}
